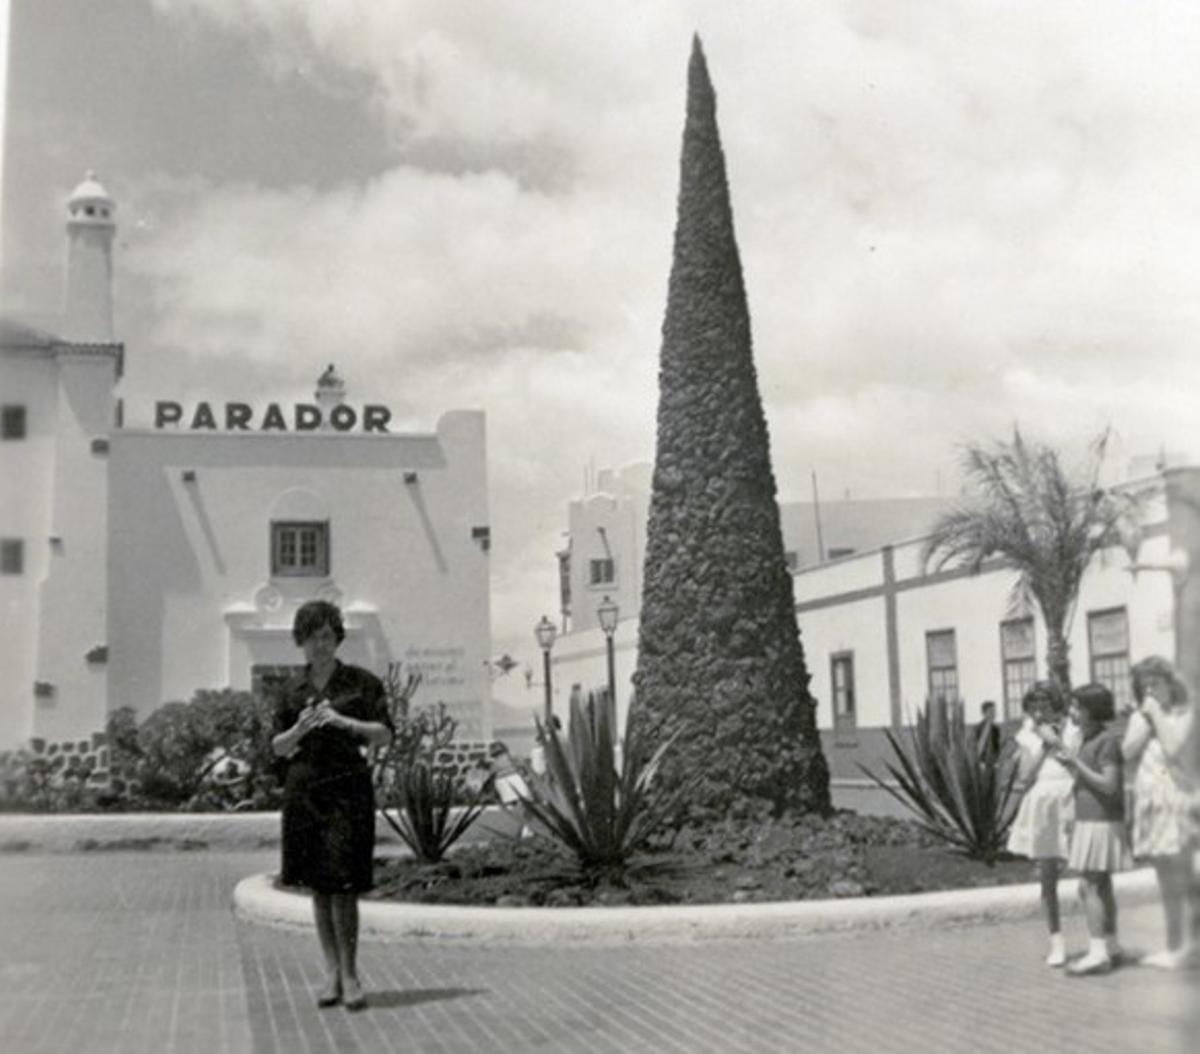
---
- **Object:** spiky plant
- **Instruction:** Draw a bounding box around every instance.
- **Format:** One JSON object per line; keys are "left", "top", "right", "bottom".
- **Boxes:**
{"left": 513, "top": 691, "right": 685, "bottom": 872}
{"left": 634, "top": 36, "right": 829, "bottom": 817}
{"left": 380, "top": 759, "right": 491, "bottom": 864}
{"left": 859, "top": 697, "right": 1020, "bottom": 863}
{"left": 921, "top": 429, "right": 1140, "bottom": 693}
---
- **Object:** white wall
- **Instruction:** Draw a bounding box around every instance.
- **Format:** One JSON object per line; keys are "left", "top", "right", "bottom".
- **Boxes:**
{"left": 31, "top": 351, "right": 118, "bottom": 745}
{"left": 0, "top": 350, "right": 61, "bottom": 748}
{"left": 107, "top": 410, "right": 493, "bottom": 737}
{"left": 551, "top": 473, "right": 1182, "bottom": 738}
{"left": 797, "top": 594, "right": 890, "bottom": 729}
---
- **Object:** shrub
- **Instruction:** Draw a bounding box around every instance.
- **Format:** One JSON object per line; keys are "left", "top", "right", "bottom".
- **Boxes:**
{"left": 111, "top": 690, "right": 280, "bottom": 810}
{"left": 858, "top": 697, "right": 1019, "bottom": 864}
{"left": 514, "top": 690, "right": 688, "bottom": 873}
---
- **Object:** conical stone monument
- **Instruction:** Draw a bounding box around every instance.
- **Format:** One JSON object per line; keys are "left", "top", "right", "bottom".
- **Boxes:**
{"left": 634, "top": 37, "right": 830, "bottom": 817}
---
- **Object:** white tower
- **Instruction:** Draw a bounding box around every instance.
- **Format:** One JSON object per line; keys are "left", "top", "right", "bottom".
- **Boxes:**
{"left": 27, "top": 174, "right": 122, "bottom": 747}
{"left": 63, "top": 171, "right": 116, "bottom": 344}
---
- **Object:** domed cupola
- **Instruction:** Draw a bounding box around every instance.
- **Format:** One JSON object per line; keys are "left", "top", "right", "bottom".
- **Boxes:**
{"left": 314, "top": 363, "right": 346, "bottom": 427}
{"left": 67, "top": 171, "right": 116, "bottom": 227}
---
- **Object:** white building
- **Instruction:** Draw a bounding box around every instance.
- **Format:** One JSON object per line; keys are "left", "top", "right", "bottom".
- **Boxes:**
{"left": 550, "top": 461, "right": 1198, "bottom": 780}
{"left": 0, "top": 175, "right": 493, "bottom": 759}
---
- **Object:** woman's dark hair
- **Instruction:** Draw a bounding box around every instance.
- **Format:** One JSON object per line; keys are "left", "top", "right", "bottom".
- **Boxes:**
{"left": 1072, "top": 682, "right": 1115, "bottom": 723}
{"left": 1130, "top": 655, "right": 1188, "bottom": 706}
{"left": 1021, "top": 680, "right": 1064, "bottom": 718}
{"left": 292, "top": 600, "right": 346, "bottom": 647}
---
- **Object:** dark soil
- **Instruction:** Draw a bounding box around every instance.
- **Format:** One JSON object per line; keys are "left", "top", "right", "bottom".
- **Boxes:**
{"left": 367, "top": 811, "right": 1038, "bottom": 908}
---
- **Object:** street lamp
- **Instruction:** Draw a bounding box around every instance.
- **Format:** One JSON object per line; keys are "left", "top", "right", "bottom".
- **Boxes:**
{"left": 597, "top": 595, "right": 619, "bottom": 710}
{"left": 534, "top": 615, "right": 558, "bottom": 724}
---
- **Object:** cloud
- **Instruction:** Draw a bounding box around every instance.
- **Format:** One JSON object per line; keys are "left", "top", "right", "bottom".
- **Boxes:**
{"left": 124, "top": 1, "right": 1200, "bottom": 657}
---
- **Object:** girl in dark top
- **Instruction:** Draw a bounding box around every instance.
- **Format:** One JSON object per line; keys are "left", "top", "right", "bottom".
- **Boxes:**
{"left": 1059, "top": 682, "right": 1132, "bottom": 976}
{"left": 271, "top": 601, "right": 393, "bottom": 1010}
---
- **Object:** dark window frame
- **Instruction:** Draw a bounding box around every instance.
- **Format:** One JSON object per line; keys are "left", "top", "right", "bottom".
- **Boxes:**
{"left": 926, "top": 628, "right": 959, "bottom": 705}
{"left": 1, "top": 538, "right": 24, "bottom": 575}
{"left": 588, "top": 557, "right": 615, "bottom": 587}
{"left": 2, "top": 405, "right": 27, "bottom": 440}
{"left": 830, "top": 650, "right": 857, "bottom": 744}
{"left": 270, "top": 521, "right": 330, "bottom": 578}
{"left": 999, "top": 616, "right": 1037, "bottom": 721}
{"left": 1087, "top": 606, "right": 1131, "bottom": 710}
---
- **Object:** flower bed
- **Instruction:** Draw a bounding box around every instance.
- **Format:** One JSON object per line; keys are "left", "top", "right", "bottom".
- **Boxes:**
{"left": 367, "top": 810, "right": 1037, "bottom": 908}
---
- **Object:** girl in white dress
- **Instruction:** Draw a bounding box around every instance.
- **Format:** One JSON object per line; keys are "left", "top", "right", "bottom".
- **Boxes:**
{"left": 1006, "top": 681, "right": 1079, "bottom": 966}
{"left": 1122, "top": 655, "right": 1194, "bottom": 969}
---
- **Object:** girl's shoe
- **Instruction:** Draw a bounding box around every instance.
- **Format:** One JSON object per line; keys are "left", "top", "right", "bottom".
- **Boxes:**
{"left": 1141, "top": 947, "right": 1196, "bottom": 970}
{"left": 1066, "top": 950, "right": 1112, "bottom": 976}
{"left": 1045, "top": 934, "right": 1066, "bottom": 967}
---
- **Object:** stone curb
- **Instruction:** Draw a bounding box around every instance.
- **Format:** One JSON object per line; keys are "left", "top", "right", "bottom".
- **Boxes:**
{"left": 233, "top": 866, "right": 1161, "bottom": 946}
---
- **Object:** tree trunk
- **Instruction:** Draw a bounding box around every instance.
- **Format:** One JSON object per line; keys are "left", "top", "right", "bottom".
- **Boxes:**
{"left": 1045, "top": 626, "right": 1072, "bottom": 696}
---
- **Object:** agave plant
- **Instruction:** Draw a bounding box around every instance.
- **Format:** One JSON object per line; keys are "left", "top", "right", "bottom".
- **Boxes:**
{"left": 513, "top": 690, "right": 684, "bottom": 872}
{"left": 379, "top": 758, "right": 491, "bottom": 864}
{"left": 859, "top": 697, "right": 1019, "bottom": 863}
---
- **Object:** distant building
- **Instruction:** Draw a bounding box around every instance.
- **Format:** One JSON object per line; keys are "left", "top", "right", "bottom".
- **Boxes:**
{"left": 0, "top": 174, "right": 493, "bottom": 759}
{"left": 549, "top": 461, "right": 1199, "bottom": 781}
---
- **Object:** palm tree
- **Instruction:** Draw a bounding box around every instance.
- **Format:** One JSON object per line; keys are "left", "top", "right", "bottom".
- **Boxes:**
{"left": 921, "top": 429, "right": 1137, "bottom": 693}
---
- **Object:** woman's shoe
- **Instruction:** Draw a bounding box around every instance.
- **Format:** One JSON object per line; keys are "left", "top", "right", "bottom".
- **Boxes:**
{"left": 316, "top": 980, "right": 342, "bottom": 1008}
{"left": 342, "top": 980, "right": 367, "bottom": 1011}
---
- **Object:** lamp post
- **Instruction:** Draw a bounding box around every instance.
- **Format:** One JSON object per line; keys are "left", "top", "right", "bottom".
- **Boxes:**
{"left": 534, "top": 615, "right": 557, "bottom": 725}
{"left": 597, "top": 594, "right": 619, "bottom": 711}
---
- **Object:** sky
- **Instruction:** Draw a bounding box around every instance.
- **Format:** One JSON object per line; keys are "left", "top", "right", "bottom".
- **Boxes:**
{"left": 4, "top": 1, "right": 1200, "bottom": 691}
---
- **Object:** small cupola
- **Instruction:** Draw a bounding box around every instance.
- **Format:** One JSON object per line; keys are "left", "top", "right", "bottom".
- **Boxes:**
{"left": 314, "top": 363, "right": 346, "bottom": 426}
{"left": 67, "top": 171, "right": 116, "bottom": 226}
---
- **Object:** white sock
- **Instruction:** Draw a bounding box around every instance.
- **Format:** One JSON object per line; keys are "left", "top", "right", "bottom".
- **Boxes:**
{"left": 1088, "top": 938, "right": 1109, "bottom": 959}
{"left": 1049, "top": 933, "right": 1065, "bottom": 954}
{"left": 1105, "top": 934, "right": 1120, "bottom": 955}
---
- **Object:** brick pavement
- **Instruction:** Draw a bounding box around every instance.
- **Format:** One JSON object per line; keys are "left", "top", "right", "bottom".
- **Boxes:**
{"left": 0, "top": 850, "right": 1195, "bottom": 1053}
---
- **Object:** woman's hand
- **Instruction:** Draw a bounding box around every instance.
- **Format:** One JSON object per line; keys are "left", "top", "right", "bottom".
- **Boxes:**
{"left": 1036, "top": 724, "right": 1062, "bottom": 751}
{"left": 1141, "top": 695, "right": 1164, "bottom": 727}
{"left": 311, "top": 699, "right": 349, "bottom": 731}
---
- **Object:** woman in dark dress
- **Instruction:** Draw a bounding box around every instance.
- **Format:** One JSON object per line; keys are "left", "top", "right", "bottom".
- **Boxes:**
{"left": 271, "top": 600, "right": 393, "bottom": 1010}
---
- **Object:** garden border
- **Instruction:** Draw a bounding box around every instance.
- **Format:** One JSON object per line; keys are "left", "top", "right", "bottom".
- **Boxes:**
{"left": 233, "top": 867, "right": 1161, "bottom": 946}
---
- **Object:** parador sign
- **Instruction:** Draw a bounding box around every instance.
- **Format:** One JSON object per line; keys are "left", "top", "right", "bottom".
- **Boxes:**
{"left": 154, "top": 401, "right": 392, "bottom": 433}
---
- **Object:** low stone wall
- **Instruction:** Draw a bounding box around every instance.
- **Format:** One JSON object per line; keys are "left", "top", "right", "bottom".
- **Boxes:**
{"left": 0, "top": 806, "right": 520, "bottom": 854}
{"left": 431, "top": 740, "right": 495, "bottom": 783}
{"left": 0, "top": 731, "right": 111, "bottom": 789}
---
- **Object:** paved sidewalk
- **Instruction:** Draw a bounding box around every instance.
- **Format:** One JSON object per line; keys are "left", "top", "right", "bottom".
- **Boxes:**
{"left": 0, "top": 851, "right": 1195, "bottom": 1052}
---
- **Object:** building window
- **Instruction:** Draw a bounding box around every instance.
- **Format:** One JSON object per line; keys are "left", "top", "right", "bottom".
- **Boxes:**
{"left": 557, "top": 548, "right": 572, "bottom": 623}
{"left": 2, "top": 405, "right": 26, "bottom": 440}
{"left": 271, "top": 521, "right": 329, "bottom": 577}
{"left": 1000, "top": 617, "right": 1037, "bottom": 720}
{"left": 831, "top": 651, "right": 856, "bottom": 743}
{"left": 827, "top": 546, "right": 856, "bottom": 560}
{"left": 1088, "top": 607, "right": 1131, "bottom": 710}
{"left": 589, "top": 558, "right": 615, "bottom": 586}
{"left": 1, "top": 539, "right": 23, "bottom": 575}
{"left": 926, "top": 629, "right": 959, "bottom": 705}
